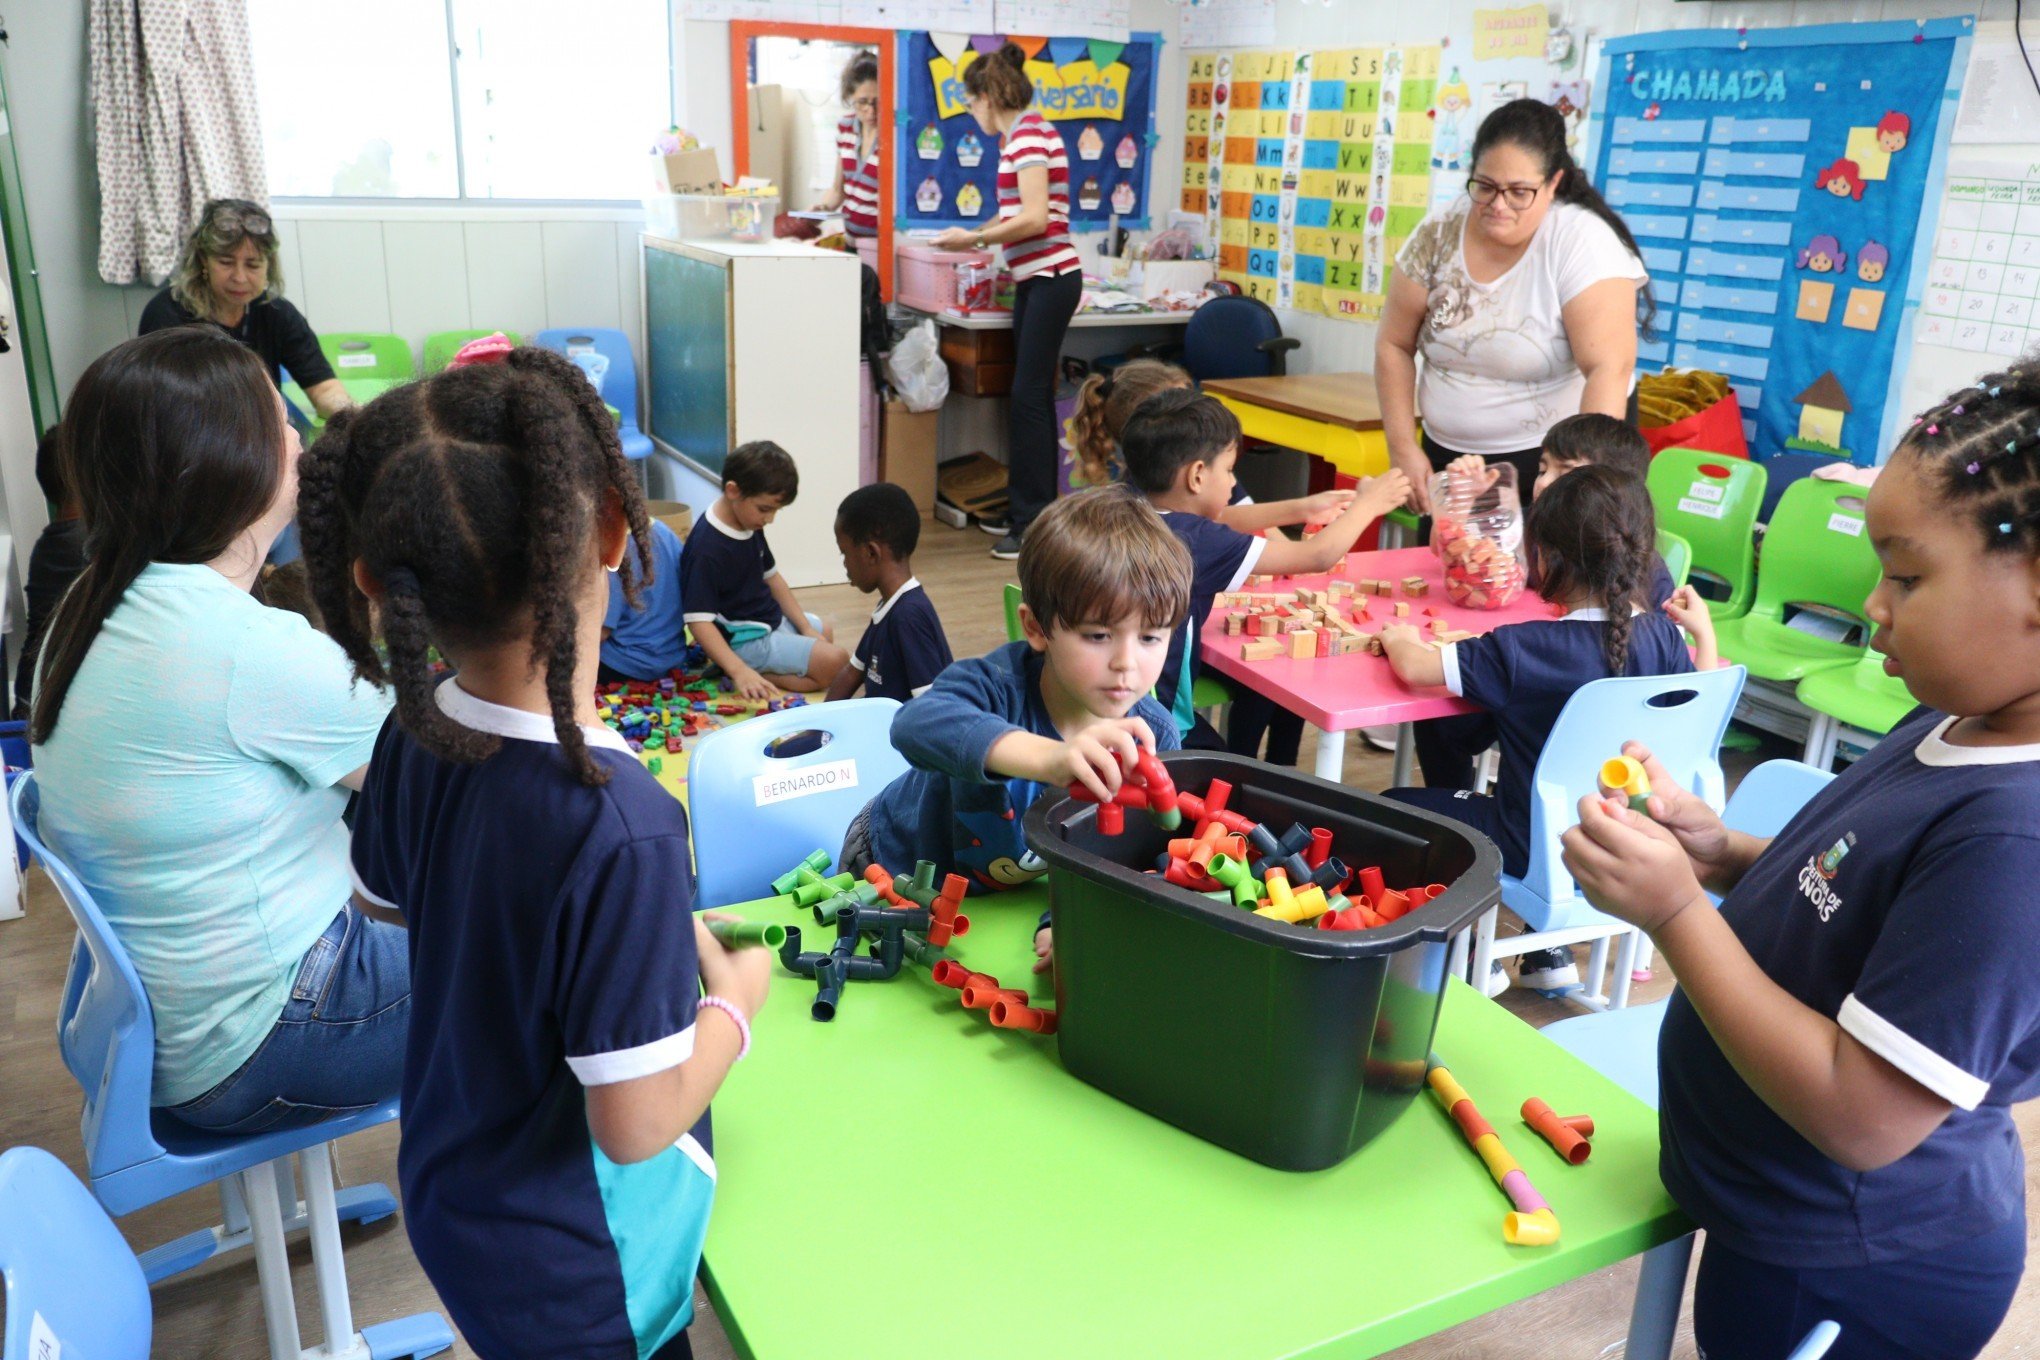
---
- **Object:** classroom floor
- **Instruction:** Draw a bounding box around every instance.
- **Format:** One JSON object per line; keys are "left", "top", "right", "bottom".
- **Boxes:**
{"left": 3, "top": 518, "right": 2036, "bottom": 1356}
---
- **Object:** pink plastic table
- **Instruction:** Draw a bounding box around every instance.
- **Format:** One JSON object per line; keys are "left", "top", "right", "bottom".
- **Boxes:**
{"left": 1198, "top": 546, "right": 1556, "bottom": 783}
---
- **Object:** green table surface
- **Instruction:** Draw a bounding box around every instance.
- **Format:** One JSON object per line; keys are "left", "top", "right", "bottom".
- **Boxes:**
{"left": 701, "top": 885, "right": 1689, "bottom": 1360}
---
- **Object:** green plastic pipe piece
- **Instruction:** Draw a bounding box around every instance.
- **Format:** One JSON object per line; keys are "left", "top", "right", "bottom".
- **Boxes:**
{"left": 708, "top": 919, "right": 787, "bottom": 949}
{"left": 771, "top": 849, "right": 833, "bottom": 896}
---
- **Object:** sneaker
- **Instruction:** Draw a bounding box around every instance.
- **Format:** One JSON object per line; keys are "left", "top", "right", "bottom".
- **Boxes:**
{"left": 977, "top": 513, "right": 1011, "bottom": 536}
{"left": 1516, "top": 946, "right": 1579, "bottom": 992}
{"left": 1360, "top": 724, "right": 1399, "bottom": 752}
{"left": 990, "top": 533, "right": 1022, "bottom": 561}
{"left": 1481, "top": 961, "right": 1509, "bottom": 998}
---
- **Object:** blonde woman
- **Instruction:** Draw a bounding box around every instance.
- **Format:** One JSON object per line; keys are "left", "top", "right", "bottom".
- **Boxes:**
{"left": 139, "top": 199, "right": 351, "bottom": 419}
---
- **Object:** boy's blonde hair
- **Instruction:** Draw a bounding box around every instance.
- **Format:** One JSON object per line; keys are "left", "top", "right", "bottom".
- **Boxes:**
{"left": 1066, "top": 359, "right": 1193, "bottom": 488}
{"left": 1017, "top": 486, "right": 1191, "bottom": 634}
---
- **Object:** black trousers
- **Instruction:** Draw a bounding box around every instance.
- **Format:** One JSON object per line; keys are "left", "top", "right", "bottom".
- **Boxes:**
{"left": 1007, "top": 269, "right": 1083, "bottom": 533}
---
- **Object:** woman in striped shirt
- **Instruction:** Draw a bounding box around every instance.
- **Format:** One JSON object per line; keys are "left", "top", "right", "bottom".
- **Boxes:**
{"left": 819, "top": 51, "right": 881, "bottom": 238}
{"left": 934, "top": 42, "right": 1083, "bottom": 560}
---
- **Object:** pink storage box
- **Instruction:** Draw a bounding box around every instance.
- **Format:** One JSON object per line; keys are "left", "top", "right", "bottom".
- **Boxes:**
{"left": 894, "top": 241, "right": 999, "bottom": 314}
{"left": 854, "top": 235, "right": 880, "bottom": 272}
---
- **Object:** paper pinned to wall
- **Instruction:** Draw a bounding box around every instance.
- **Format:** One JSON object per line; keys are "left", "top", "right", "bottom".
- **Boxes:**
{"left": 995, "top": 0, "right": 1128, "bottom": 42}
{"left": 1472, "top": 4, "right": 1549, "bottom": 63}
{"left": 1180, "top": 0, "right": 1276, "bottom": 53}
{"left": 1951, "top": 25, "right": 2040, "bottom": 145}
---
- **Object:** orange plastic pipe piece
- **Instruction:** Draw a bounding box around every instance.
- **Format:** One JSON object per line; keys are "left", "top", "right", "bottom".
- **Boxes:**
{"left": 1374, "top": 887, "right": 1412, "bottom": 921}
{"left": 1522, "top": 1098, "right": 1592, "bottom": 1165}
{"left": 1562, "top": 1115, "right": 1595, "bottom": 1137}
{"left": 931, "top": 961, "right": 993, "bottom": 992}
{"left": 961, "top": 983, "right": 1028, "bottom": 1011}
{"left": 988, "top": 1000, "right": 1059, "bottom": 1034}
{"left": 1449, "top": 1099, "right": 1495, "bottom": 1144}
{"left": 1358, "top": 865, "right": 1386, "bottom": 902}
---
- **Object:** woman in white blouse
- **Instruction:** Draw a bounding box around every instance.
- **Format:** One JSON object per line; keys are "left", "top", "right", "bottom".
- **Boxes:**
{"left": 1376, "top": 99, "right": 1652, "bottom": 512}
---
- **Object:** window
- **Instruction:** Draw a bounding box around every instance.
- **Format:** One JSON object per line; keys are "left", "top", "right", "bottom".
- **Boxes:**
{"left": 248, "top": 0, "right": 673, "bottom": 202}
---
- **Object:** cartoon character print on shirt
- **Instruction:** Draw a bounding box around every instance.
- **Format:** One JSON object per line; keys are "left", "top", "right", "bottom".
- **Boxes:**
{"left": 954, "top": 786, "right": 1049, "bottom": 891}
{"left": 1796, "top": 830, "right": 1857, "bottom": 922}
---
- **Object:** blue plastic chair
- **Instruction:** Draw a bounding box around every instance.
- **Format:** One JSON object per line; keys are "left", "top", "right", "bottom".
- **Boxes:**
{"left": 687, "top": 698, "right": 912, "bottom": 908}
{"left": 1180, "top": 295, "right": 1300, "bottom": 383}
{"left": 0, "top": 1145, "right": 151, "bottom": 1360}
{"left": 531, "top": 327, "right": 653, "bottom": 463}
{"left": 1474, "top": 666, "right": 1747, "bottom": 1012}
{"left": 11, "top": 774, "right": 452, "bottom": 1360}
{"left": 1540, "top": 757, "right": 1836, "bottom": 1103}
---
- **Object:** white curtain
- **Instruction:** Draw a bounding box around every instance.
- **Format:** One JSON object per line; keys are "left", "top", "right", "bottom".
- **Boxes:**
{"left": 91, "top": 0, "right": 268, "bottom": 286}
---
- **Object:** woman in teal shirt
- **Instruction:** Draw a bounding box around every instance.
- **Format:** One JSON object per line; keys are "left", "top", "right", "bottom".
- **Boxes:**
{"left": 31, "top": 327, "right": 403, "bottom": 1133}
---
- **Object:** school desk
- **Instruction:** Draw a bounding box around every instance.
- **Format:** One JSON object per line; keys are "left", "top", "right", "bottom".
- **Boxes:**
{"left": 1203, "top": 372, "right": 1395, "bottom": 482}
{"left": 700, "top": 886, "right": 1694, "bottom": 1360}
{"left": 1198, "top": 546, "right": 1555, "bottom": 785}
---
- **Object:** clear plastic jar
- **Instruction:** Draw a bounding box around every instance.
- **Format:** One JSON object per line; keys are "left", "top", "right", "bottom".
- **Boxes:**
{"left": 1429, "top": 462, "right": 1526, "bottom": 610}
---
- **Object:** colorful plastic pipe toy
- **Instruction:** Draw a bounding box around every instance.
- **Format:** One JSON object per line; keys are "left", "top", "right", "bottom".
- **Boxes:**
{"left": 865, "top": 862, "right": 971, "bottom": 946}
{"left": 1598, "top": 756, "right": 1653, "bottom": 815}
{"left": 1069, "top": 750, "right": 1182, "bottom": 835}
{"left": 765, "top": 853, "right": 971, "bottom": 1022}
{"left": 707, "top": 919, "right": 786, "bottom": 950}
{"left": 932, "top": 959, "right": 1060, "bottom": 1037}
{"left": 1521, "top": 1098, "right": 1592, "bottom": 1165}
{"left": 1427, "top": 1061, "right": 1560, "bottom": 1246}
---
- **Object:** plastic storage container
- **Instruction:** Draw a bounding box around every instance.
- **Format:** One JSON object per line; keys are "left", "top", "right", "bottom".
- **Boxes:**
{"left": 894, "top": 241, "right": 997, "bottom": 313}
{"left": 1025, "top": 753, "right": 1500, "bottom": 1171}
{"left": 1430, "top": 462, "right": 1526, "bottom": 609}
{"left": 643, "top": 193, "right": 780, "bottom": 243}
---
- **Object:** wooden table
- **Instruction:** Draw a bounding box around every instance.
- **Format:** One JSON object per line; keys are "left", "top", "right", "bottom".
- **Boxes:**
{"left": 1204, "top": 371, "right": 1393, "bottom": 481}
{"left": 1198, "top": 547, "right": 1555, "bottom": 785}
{"left": 700, "top": 883, "right": 1693, "bottom": 1360}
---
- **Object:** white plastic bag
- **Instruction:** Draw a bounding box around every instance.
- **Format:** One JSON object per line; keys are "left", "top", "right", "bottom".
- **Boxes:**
{"left": 884, "top": 319, "right": 949, "bottom": 413}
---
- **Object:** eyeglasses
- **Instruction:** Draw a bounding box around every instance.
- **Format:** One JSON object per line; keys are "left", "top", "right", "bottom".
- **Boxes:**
{"left": 205, "top": 201, "right": 273, "bottom": 236}
{"left": 850, "top": 96, "right": 880, "bottom": 109}
{"left": 1466, "top": 176, "right": 1548, "bottom": 210}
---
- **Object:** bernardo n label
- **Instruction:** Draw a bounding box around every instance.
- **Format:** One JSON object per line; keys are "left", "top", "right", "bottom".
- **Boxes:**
{"left": 754, "top": 759, "right": 859, "bottom": 807}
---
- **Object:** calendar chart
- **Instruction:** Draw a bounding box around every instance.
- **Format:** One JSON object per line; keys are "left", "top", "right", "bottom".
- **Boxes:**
{"left": 1922, "top": 168, "right": 2040, "bottom": 359}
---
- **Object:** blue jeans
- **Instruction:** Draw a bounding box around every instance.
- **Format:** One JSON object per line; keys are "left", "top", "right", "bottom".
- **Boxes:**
{"left": 166, "top": 906, "right": 411, "bottom": 1136}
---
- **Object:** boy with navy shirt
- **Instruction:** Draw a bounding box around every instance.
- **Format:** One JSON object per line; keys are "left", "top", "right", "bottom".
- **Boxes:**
{"left": 839, "top": 488, "right": 1190, "bottom": 930}
{"left": 1117, "top": 388, "right": 1407, "bottom": 753}
{"left": 599, "top": 517, "right": 686, "bottom": 682}
{"left": 825, "top": 483, "right": 953, "bottom": 703}
{"left": 681, "top": 441, "right": 850, "bottom": 698}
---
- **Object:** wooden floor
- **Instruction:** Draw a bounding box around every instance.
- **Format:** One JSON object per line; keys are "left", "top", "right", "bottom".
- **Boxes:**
{"left": 3, "top": 516, "right": 2036, "bottom": 1357}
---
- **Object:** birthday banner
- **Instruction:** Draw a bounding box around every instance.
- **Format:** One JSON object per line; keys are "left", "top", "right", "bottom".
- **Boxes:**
{"left": 1590, "top": 18, "right": 1971, "bottom": 462}
{"left": 1184, "top": 44, "right": 1441, "bottom": 321}
{"left": 900, "top": 30, "right": 1159, "bottom": 230}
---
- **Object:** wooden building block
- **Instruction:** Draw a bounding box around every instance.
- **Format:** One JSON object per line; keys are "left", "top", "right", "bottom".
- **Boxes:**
{"left": 1240, "top": 639, "right": 1284, "bottom": 661}
{"left": 1315, "top": 628, "right": 1332, "bottom": 658}
{"left": 1393, "top": 602, "right": 1410, "bottom": 617}
{"left": 1403, "top": 577, "right": 1429, "bottom": 597}
{"left": 1289, "top": 629, "right": 1317, "bottom": 659}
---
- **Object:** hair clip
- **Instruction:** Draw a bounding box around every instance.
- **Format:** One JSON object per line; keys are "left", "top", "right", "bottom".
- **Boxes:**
{"left": 1955, "top": 404, "right": 1966, "bottom": 415}
{"left": 2010, "top": 440, "right": 2020, "bottom": 451}
{"left": 1927, "top": 425, "right": 1939, "bottom": 434}
{"left": 1968, "top": 461, "right": 1984, "bottom": 474}
{"left": 1991, "top": 386, "right": 2004, "bottom": 397}
{"left": 2001, "top": 522, "right": 2017, "bottom": 536}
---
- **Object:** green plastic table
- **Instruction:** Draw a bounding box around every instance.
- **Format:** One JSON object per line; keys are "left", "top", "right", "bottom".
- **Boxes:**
{"left": 701, "top": 886, "right": 1694, "bottom": 1360}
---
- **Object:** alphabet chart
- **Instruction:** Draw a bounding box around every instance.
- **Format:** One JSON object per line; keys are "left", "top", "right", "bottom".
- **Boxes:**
{"left": 1920, "top": 165, "right": 2040, "bottom": 359}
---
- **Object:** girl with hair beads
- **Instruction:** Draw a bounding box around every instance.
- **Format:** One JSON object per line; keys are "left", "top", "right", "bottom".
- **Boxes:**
{"left": 1564, "top": 370, "right": 2040, "bottom": 1360}
{"left": 299, "top": 348, "right": 770, "bottom": 1360}
{"left": 1381, "top": 465, "right": 1715, "bottom": 889}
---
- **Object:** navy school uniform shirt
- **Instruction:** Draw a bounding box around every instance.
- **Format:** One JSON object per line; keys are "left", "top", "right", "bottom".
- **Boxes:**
{"left": 680, "top": 508, "right": 782, "bottom": 644}
{"left": 864, "top": 640, "right": 1179, "bottom": 894}
{"left": 601, "top": 519, "right": 688, "bottom": 680}
{"left": 1155, "top": 509, "right": 1266, "bottom": 734}
{"left": 1440, "top": 607, "right": 1694, "bottom": 876}
{"left": 850, "top": 577, "right": 953, "bottom": 702}
{"left": 350, "top": 681, "right": 713, "bottom": 1360}
{"left": 1660, "top": 707, "right": 2040, "bottom": 1268}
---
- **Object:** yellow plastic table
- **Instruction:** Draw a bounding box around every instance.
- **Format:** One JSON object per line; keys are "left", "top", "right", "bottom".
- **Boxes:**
{"left": 1203, "top": 371, "right": 1395, "bottom": 480}
{"left": 701, "top": 884, "right": 1693, "bottom": 1360}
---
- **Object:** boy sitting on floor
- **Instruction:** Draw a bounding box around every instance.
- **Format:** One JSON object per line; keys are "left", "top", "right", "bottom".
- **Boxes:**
{"left": 825, "top": 483, "right": 953, "bottom": 703}
{"left": 681, "top": 441, "right": 850, "bottom": 698}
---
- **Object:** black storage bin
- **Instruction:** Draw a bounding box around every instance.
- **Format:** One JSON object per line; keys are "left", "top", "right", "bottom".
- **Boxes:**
{"left": 1024, "top": 752, "right": 1500, "bottom": 1172}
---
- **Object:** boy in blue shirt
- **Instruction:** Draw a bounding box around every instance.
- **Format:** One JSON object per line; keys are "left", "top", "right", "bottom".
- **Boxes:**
{"left": 1118, "top": 388, "right": 1409, "bottom": 748}
{"left": 599, "top": 517, "right": 686, "bottom": 682}
{"left": 840, "top": 487, "right": 1191, "bottom": 968}
{"left": 681, "top": 441, "right": 850, "bottom": 699}
{"left": 825, "top": 482, "right": 953, "bottom": 703}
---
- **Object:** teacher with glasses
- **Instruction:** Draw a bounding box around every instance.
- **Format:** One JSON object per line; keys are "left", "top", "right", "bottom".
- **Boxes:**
{"left": 1376, "top": 100, "right": 1652, "bottom": 512}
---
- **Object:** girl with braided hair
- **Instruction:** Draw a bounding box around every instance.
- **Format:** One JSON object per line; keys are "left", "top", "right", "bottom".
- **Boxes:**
{"left": 29, "top": 326, "right": 406, "bottom": 1137}
{"left": 299, "top": 347, "right": 769, "bottom": 1360}
{"left": 1378, "top": 465, "right": 1713, "bottom": 897}
{"left": 1563, "top": 368, "right": 2040, "bottom": 1359}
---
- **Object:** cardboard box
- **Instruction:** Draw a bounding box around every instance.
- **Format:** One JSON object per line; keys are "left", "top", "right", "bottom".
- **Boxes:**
{"left": 645, "top": 499, "right": 693, "bottom": 539}
{"left": 882, "top": 401, "right": 940, "bottom": 513}
{"left": 649, "top": 147, "right": 723, "bottom": 196}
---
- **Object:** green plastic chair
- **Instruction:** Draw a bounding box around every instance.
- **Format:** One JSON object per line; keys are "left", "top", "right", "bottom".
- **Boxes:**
{"left": 319, "top": 332, "right": 415, "bottom": 380}
{"left": 1379, "top": 506, "right": 1420, "bottom": 549}
{"left": 422, "top": 329, "right": 523, "bottom": 374}
{"left": 1656, "top": 529, "right": 1692, "bottom": 589}
{"left": 1710, "top": 478, "right": 1880, "bottom": 685}
{"left": 1646, "top": 449, "right": 1767, "bottom": 620}
{"left": 1003, "top": 582, "right": 1024, "bottom": 643}
{"left": 1797, "top": 655, "right": 1916, "bottom": 769}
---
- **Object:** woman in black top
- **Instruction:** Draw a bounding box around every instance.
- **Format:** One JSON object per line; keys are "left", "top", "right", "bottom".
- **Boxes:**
{"left": 138, "top": 199, "right": 350, "bottom": 419}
